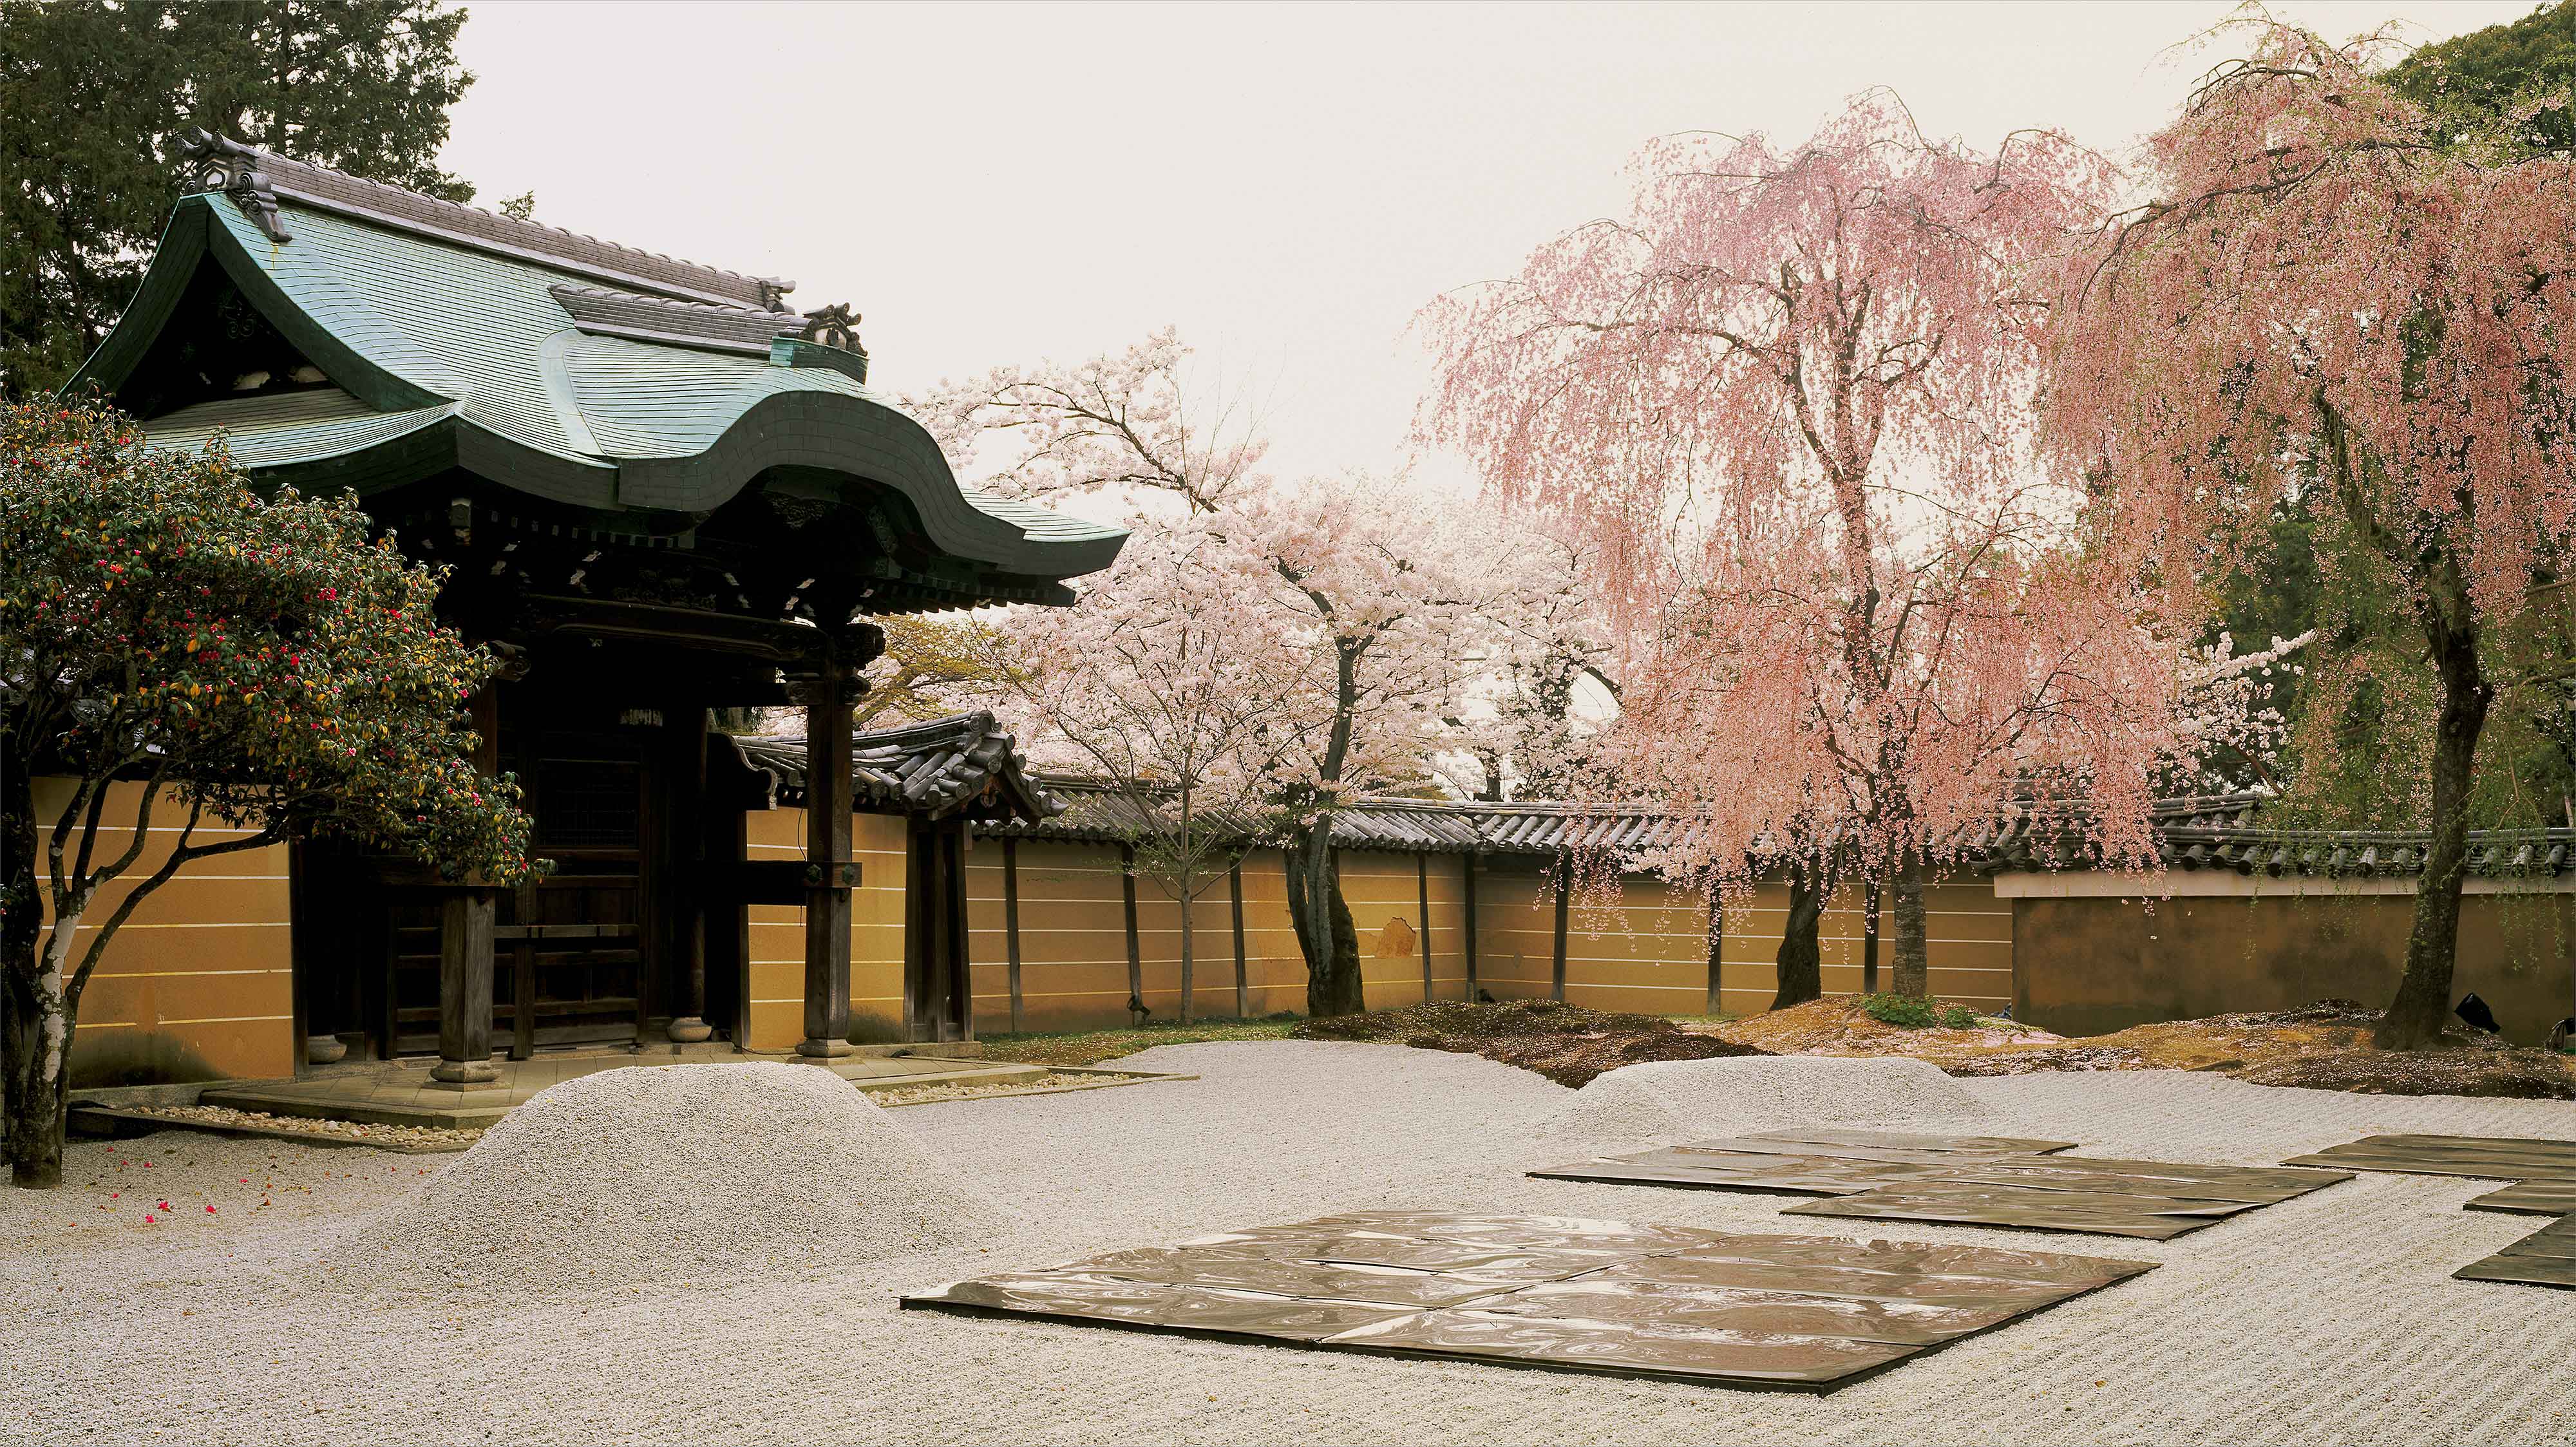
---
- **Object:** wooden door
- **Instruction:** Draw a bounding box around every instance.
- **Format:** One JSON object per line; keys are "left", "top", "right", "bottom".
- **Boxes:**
{"left": 383, "top": 730, "right": 647, "bottom": 1056}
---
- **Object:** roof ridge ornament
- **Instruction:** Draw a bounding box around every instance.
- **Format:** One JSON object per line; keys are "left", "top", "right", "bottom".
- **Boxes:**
{"left": 800, "top": 303, "right": 862, "bottom": 352}
{"left": 175, "top": 128, "right": 290, "bottom": 243}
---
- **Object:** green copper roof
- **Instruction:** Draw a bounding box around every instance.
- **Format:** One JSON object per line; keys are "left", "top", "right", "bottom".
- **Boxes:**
{"left": 142, "top": 388, "right": 460, "bottom": 469}
{"left": 73, "top": 182, "right": 1124, "bottom": 587}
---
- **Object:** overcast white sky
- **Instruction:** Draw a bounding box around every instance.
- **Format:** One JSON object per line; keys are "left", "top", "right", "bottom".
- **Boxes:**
{"left": 440, "top": 1, "right": 2528, "bottom": 495}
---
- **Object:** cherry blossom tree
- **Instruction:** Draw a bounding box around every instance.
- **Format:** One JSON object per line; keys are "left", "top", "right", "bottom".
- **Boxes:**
{"left": 918, "top": 334, "right": 1505, "bottom": 1014}
{"left": 1240, "top": 478, "right": 1488, "bottom": 1014}
{"left": 909, "top": 326, "right": 1266, "bottom": 515}
{"left": 1434, "top": 525, "right": 1618, "bottom": 803}
{"left": 987, "top": 519, "right": 1305, "bottom": 1021}
{"left": 1423, "top": 91, "right": 2192, "bottom": 1001}
{"left": 2043, "top": 19, "right": 2576, "bottom": 1048}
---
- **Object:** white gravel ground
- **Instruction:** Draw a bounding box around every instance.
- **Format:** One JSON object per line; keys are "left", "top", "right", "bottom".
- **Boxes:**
{"left": 5, "top": 1038, "right": 2576, "bottom": 1446}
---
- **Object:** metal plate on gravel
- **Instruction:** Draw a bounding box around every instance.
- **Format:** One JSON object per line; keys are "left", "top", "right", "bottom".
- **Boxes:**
{"left": 902, "top": 1211, "right": 2155, "bottom": 1393}
{"left": 1527, "top": 1131, "right": 2079, "bottom": 1196}
{"left": 1783, "top": 1160, "right": 2352, "bottom": 1241}
{"left": 2280, "top": 1134, "right": 2576, "bottom": 1181}
{"left": 2454, "top": 1215, "right": 2576, "bottom": 1290}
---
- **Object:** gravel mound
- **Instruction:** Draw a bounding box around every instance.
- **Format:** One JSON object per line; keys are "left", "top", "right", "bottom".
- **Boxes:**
{"left": 1544, "top": 1052, "right": 1987, "bottom": 1142}
{"left": 321, "top": 1062, "right": 1003, "bottom": 1294}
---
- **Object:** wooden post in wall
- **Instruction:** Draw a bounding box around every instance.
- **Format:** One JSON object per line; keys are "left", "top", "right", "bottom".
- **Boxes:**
{"left": 942, "top": 820, "right": 972, "bottom": 1041}
{"left": 1228, "top": 860, "right": 1248, "bottom": 1020}
{"left": 1121, "top": 842, "right": 1144, "bottom": 1023}
{"left": 1002, "top": 835, "right": 1025, "bottom": 1034}
{"left": 1417, "top": 852, "right": 1434, "bottom": 1003}
{"left": 1550, "top": 853, "right": 1571, "bottom": 1003}
{"left": 1463, "top": 855, "right": 1479, "bottom": 999}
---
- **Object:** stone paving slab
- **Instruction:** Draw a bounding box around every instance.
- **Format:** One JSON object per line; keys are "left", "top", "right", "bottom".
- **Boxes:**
{"left": 2467, "top": 1178, "right": 2576, "bottom": 1216}
{"left": 2280, "top": 1134, "right": 2576, "bottom": 1181}
{"left": 904, "top": 1210, "right": 2155, "bottom": 1393}
{"left": 1527, "top": 1131, "right": 2079, "bottom": 1198}
{"left": 2454, "top": 1214, "right": 2576, "bottom": 1290}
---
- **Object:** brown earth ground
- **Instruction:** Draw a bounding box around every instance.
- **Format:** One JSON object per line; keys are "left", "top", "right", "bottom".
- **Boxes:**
{"left": 1294, "top": 999, "right": 1768, "bottom": 1087}
{"left": 1698, "top": 996, "right": 2576, "bottom": 1099}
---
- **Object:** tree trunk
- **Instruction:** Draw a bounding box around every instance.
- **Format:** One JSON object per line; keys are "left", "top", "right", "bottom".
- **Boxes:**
{"left": 3, "top": 763, "right": 69, "bottom": 1189}
{"left": 1888, "top": 850, "right": 1929, "bottom": 999}
{"left": 5, "top": 1002, "right": 66, "bottom": 1190}
{"left": 1285, "top": 823, "right": 1363, "bottom": 1016}
{"left": 2379, "top": 619, "right": 2490, "bottom": 1050}
{"left": 1770, "top": 860, "right": 1824, "bottom": 1010}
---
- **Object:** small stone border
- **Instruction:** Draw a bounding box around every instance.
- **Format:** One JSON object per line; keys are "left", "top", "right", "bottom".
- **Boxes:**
{"left": 71, "top": 1103, "right": 479, "bottom": 1154}
{"left": 74, "top": 1065, "right": 1192, "bottom": 1151}
{"left": 869, "top": 1066, "right": 1196, "bottom": 1108}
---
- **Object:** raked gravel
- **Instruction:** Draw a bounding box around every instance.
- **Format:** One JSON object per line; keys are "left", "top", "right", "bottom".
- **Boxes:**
{"left": 1539, "top": 1053, "right": 1989, "bottom": 1144}
{"left": 4, "top": 1037, "right": 2575, "bottom": 1445}
{"left": 313, "top": 1062, "right": 1006, "bottom": 1299}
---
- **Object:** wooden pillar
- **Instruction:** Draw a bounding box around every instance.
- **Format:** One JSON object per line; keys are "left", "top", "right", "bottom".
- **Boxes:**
{"left": 430, "top": 887, "right": 499, "bottom": 1084}
{"left": 1121, "top": 842, "right": 1145, "bottom": 1023}
{"left": 1550, "top": 854, "right": 1571, "bottom": 1003}
{"left": 1463, "top": 855, "right": 1479, "bottom": 1000}
{"left": 708, "top": 800, "right": 751, "bottom": 1049}
{"left": 1703, "top": 887, "right": 1725, "bottom": 1017}
{"left": 790, "top": 665, "right": 860, "bottom": 1057}
{"left": 430, "top": 681, "right": 504, "bottom": 1086}
{"left": 942, "top": 821, "right": 972, "bottom": 1041}
{"left": 1003, "top": 835, "right": 1025, "bottom": 1034}
{"left": 668, "top": 707, "right": 713, "bottom": 1043}
{"left": 1228, "top": 860, "right": 1247, "bottom": 1020}
{"left": 1417, "top": 852, "right": 1434, "bottom": 1004}
{"left": 509, "top": 880, "right": 537, "bottom": 1061}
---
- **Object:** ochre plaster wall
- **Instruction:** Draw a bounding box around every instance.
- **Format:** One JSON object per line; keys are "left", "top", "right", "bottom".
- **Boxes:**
{"left": 43, "top": 779, "right": 295, "bottom": 1088}
{"left": 2015, "top": 889, "right": 2576, "bottom": 1045}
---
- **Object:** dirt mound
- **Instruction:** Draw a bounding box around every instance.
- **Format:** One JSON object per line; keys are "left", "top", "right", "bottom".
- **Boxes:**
{"left": 322, "top": 1062, "right": 1004, "bottom": 1294}
{"left": 2233, "top": 1039, "right": 2576, "bottom": 1099}
{"left": 1706, "top": 995, "right": 2065, "bottom": 1065}
{"left": 1295, "top": 999, "right": 1767, "bottom": 1088}
{"left": 1709, "top": 995, "right": 2575, "bottom": 1099}
{"left": 1546, "top": 1054, "right": 1988, "bottom": 1142}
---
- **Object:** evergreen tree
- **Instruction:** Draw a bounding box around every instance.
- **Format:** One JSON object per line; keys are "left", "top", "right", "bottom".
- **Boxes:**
{"left": 0, "top": 0, "right": 473, "bottom": 397}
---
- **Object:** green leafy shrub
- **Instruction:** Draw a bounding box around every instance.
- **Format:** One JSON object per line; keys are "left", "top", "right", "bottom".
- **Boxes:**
{"left": 1938, "top": 1005, "right": 1980, "bottom": 1029}
{"left": 1860, "top": 993, "right": 1940, "bottom": 1028}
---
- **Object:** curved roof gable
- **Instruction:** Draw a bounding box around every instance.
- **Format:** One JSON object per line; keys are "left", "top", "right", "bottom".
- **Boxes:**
{"left": 70, "top": 140, "right": 1124, "bottom": 593}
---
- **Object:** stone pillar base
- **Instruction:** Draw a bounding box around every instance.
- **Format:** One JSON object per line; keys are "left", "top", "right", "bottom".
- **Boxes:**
{"left": 428, "top": 1059, "right": 500, "bottom": 1086}
{"left": 796, "top": 1037, "right": 857, "bottom": 1059}
{"left": 667, "top": 1016, "right": 714, "bottom": 1044}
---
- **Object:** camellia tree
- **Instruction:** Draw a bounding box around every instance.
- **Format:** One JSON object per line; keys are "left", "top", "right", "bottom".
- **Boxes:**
{"left": 1423, "top": 91, "right": 2194, "bottom": 1001}
{"left": 1, "top": 400, "right": 535, "bottom": 1187}
{"left": 2043, "top": 19, "right": 2576, "bottom": 1049}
